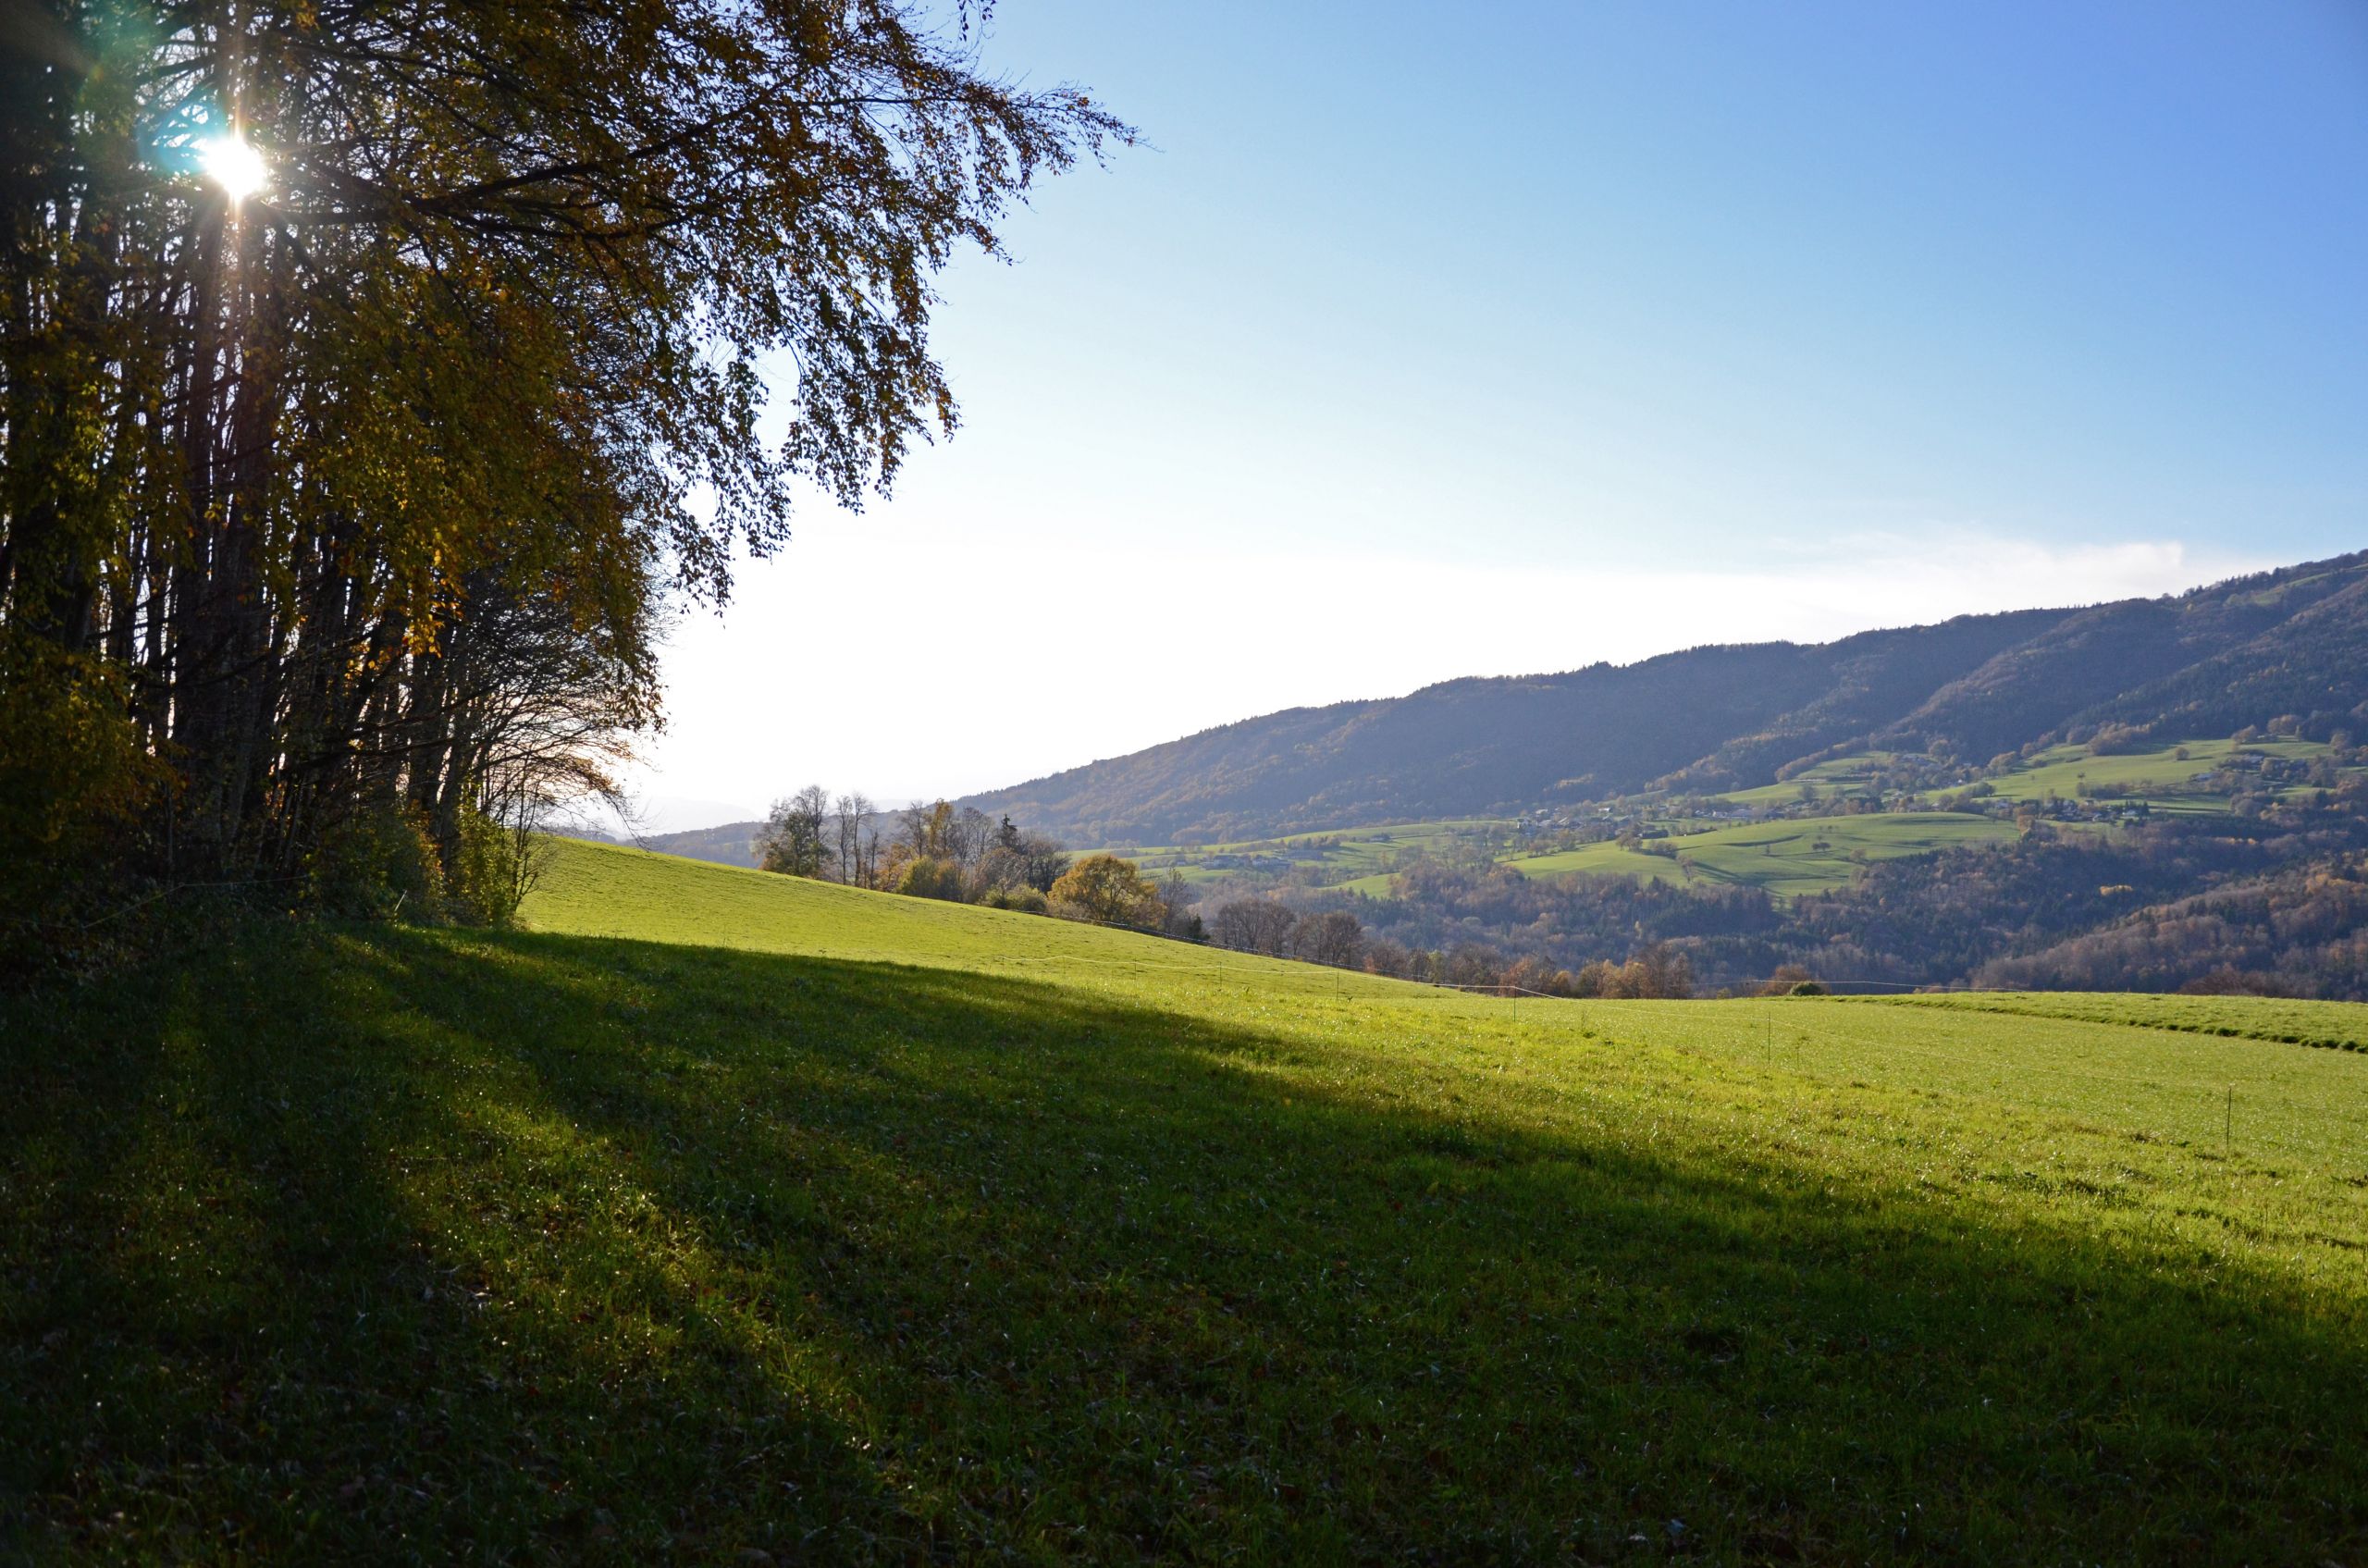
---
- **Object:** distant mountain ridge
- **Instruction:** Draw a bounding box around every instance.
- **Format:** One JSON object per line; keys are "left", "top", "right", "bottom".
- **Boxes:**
{"left": 962, "top": 551, "right": 2368, "bottom": 844}
{"left": 635, "top": 821, "right": 763, "bottom": 869}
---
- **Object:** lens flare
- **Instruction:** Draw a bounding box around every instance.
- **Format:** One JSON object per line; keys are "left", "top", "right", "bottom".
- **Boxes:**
{"left": 200, "top": 134, "right": 268, "bottom": 201}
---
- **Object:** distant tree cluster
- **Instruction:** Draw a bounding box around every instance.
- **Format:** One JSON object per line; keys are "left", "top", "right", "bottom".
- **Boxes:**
{"left": 738, "top": 739, "right": 2368, "bottom": 1004}
{"left": 1971, "top": 855, "right": 2368, "bottom": 1000}
{"left": 1367, "top": 938, "right": 1692, "bottom": 998}
{"left": 752, "top": 791, "right": 1202, "bottom": 937}
{"left": 756, "top": 793, "right": 1066, "bottom": 902}
{"left": 1210, "top": 900, "right": 1360, "bottom": 966}
{"left": 1200, "top": 888, "right": 1696, "bottom": 996}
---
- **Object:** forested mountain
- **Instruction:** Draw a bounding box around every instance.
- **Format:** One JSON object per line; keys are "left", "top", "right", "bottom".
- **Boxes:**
{"left": 1865, "top": 560, "right": 2368, "bottom": 765}
{"left": 966, "top": 552, "right": 2368, "bottom": 844}
{"left": 639, "top": 822, "right": 762, "bottom": 869}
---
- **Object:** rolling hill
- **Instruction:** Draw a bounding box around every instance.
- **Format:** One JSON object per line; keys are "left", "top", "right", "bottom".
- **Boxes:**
{"left": 964, "top": 551, "right": 2368, "bottom": 844}
{"left": 6, "top": 838, "right": 2367, "bottom": 1558}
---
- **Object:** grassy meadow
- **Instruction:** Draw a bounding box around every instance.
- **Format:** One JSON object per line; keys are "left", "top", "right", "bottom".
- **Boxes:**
{"left": 1708, "top": 754, "right": 1905, "bottom": 809}
{"left": 1889, "top": 988, "right": 2368, "bottom": 1053}
{"left": 1982, "top": 736, "right": 2334, "bottom": 814}
{"left": 6, "top": 837, "right": 2368, "bottom": 1561}
{"left": 1104, "top": 820, "right": 1515, "bottom": 886}
{"left": 1492, "top": 811, "right": 2018, "bottom": 898}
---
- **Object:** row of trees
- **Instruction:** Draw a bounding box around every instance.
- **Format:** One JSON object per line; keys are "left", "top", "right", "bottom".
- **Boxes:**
{"left": 1200, "top": 891, "right": 1700, "bottom": 996}
{"left": 754, "top": 791, "right": 1202, "bottom": 930}
{"left": 1, "top": 4, "right": 1121, "bottom": 946}
{"left": 745, "top": 800, "right": 1712, "bottom": 997}
{"left": 1210, "top": 900, "right": 1361, "bottom": 965}
{"left": 756, "top": 788, "right": 896, "bottom": 890}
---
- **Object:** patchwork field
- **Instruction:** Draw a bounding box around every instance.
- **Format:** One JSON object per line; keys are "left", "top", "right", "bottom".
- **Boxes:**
{"left": 1104, "top": 819, "right": 1515, "bottom": 885}
{"left": 1095, "top": 738, "right": 2361, "bottom": 907}
{"left": 1983, "top": 736, "right": 2334, "bottom": 813}
{"left": 6, "top": 838, "right": 2368, "bottom": 1560}
{"left": 1490, "top": 810, "right": 2019, "bottom": 898}
{"left": 1709, "top": 752, "right": 1906, "bottom": 809}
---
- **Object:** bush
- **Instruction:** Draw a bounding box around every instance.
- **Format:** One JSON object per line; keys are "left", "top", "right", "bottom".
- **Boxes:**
{"left": 894, "top": 857, "right": 964, "bottom": 902}
{"left": 983, "top": 884, "right": 1049, "bottom": 915}
{"left": 0, "top": 633, "right": 162, "bottom": 943}
{"left": 1789, "top": 980, "right": 1830, "bottom": 996}
{"left": 307, "top": 803, "right": 444, "bottom": 920}
{"left": 446, "top": 809, "right": 538, "bottom": 927}
{"left": 2177, "top": 968, "right": 2293, "bottom": 998}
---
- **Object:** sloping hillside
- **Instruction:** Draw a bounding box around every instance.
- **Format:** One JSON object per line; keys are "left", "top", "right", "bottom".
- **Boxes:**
{"left": 965, "top": 551, "right": 2368, "bottom": 842}
{"left": 1869, "top": 559, "right": 2368, "bottom": 763}
{"left": 2077, "top": 567, "right": 2368, "bottom": 743}
{"left": 6, "top": 838, "right": 2368, "bottom": 1559}
{"left": 961, "top": 622, "right": 2044, "bottom": 844}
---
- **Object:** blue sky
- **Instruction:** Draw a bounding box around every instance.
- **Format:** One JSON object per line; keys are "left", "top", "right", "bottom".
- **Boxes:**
{"left": 632, "top": 0, "right": 2368, "bottom": 828}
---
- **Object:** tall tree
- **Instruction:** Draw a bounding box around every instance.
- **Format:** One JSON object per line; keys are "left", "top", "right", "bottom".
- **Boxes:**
{"left": 833, "top": 792, "right": 875, "bottom": 886}
{"left": 1046, "top": 853, "right": 1162, "bottom": 929}
{"left": 757, "top": 785, "right": 832, "bottom": 878}
{"left": 0, "top": 1, "right": 1126, "bottom": 917}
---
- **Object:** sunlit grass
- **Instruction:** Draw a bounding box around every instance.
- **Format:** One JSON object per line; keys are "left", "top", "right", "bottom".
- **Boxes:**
{"left": 1711, "top": 751, "right": 1906, "bottom": 809}
{"left": 1888, "top": 987, "right": 2368, "bottom": 1054}
{"left": 1092, "top": 819, "right": 1516, "bottom": 886}
{"left": 1984, "top": 736, "right": 2335, "bottom": 814}
{"left": 1492, "top": 811, "right": 2017, "bottom": 897}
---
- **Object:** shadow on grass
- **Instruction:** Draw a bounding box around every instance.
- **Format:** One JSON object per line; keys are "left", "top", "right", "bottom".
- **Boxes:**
{"left": 5, "top": 923, "right": 2366, "bottom": 1562}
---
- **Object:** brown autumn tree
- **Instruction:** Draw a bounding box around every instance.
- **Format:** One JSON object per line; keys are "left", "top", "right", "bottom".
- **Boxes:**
{"left": 1047, "top": 853, "right": 1164, "bottom": 929}
{"left": 1212, "top": 897, "right": 1297, "bottom": 957}
{"left": 1290, "top": 909, "right": 1363, "bottom": 969}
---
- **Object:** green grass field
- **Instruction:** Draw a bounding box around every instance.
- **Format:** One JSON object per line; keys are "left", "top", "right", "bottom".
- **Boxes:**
{"left": 1711, "top": 753, "right": 1904, "bottom": 809}
{"left": 1983, "top": 736, "right": 2332, "bottom": 814}
{"left": 1493, "top": 810, "right": 2018, "bottom": 898}
{"left": 1102, "top": 819, "right": 1514, "bottom": 885}
{"left": 1889, "top": 988, "right": 2368, "bottom": 1053}
{"left": 6, "top": 838, "right": 2368, "bottom": 1560}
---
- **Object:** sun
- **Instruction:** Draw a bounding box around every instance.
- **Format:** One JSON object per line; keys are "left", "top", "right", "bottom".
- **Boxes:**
{"left": 200, "top": 133, "right": 268, "bottom": 202}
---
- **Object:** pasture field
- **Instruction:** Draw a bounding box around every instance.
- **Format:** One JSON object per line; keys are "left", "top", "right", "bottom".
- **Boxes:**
{"left": 5, "top": 837, "right": 2368, "bottom": 1561}
{"left": 1496, "top": 810, "right": 2018, "bottom": 898}
{"left": 1711, "top": 752, "right": 1903, "bottom": 809}
{"left": 1104, "top": 819, "right": 1514, "bottom": 885}
{"left": 1981, "top": 736, "right": 2333, "bottom": 814}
